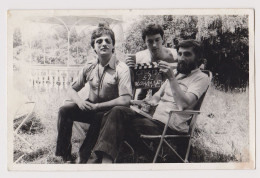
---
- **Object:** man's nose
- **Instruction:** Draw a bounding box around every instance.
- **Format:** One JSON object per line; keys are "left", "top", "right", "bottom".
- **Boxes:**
{"left": 178, "top": 55, "right": 185, "bottom": 61}
{"left": 101, "top": 40, "right": 108, "bottom": 46}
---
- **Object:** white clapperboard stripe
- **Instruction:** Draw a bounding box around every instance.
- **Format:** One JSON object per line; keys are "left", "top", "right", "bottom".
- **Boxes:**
{"left": 134, "top": 62, "right": 159, "bottom": 70}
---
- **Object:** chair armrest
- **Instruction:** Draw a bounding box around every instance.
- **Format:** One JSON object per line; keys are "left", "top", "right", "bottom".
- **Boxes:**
{"left": 130, "top": 106, "right": 153, "bottom": 119}
{"left": 170, "top": 109, "right": 201, "bottom": 115}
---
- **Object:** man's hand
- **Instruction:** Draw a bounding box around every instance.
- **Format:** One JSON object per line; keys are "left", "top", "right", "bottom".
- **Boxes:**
{"left": 130, "top": 99, "right": 158, "bottom": 107}
{"left": 144, "top": 99, "right": 158, "bottom": 106}
{"left": 125, "top": 54, "right": 136, "bottom": 68}
{"left": 86, "top": 102, "right": 99, "bottom": 111}
{"left": 158, "top": 61, "right": 176, "bottom": 80}
{"left": 77, "top": 100, "right": 99, "bottom": 111}
{"left": 76, "top": 99, "right": 92, "bottom": 111}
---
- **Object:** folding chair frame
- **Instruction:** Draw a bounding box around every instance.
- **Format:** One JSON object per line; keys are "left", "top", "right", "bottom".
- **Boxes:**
{"left": 139, "top": 70, "right": 212, "bottom": 163}
{"left": 140, "top": 110, "right": 200, "bottom": 163}
{"left": 13, "top": 101, "right": 36, "bottom": 163}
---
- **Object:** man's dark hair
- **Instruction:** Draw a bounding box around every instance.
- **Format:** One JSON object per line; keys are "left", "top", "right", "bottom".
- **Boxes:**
{"left": 91, "top": 23, "right": 115, "bottom": 48}
{"left": 141, "top": 23, "right": 164, "bottom": 41}
{"left": 177, "top": 39, "right": 203, "bottom": 66}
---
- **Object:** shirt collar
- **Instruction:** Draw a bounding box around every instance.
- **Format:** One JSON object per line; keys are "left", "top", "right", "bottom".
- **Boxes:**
{"left": 190, "top": 68, "right": 200, "bottom": 75}
{"left": 97, "top": 55, "right": 116, "bottom": 70}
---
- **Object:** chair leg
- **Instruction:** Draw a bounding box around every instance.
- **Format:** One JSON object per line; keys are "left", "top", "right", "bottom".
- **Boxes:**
{"left": 184, "top": 138, "right": 192, "bottom": 163}
{"left": 153, "top": 138, "right": 164, "bottom": 163}
{"left": 153, "top": 112, "right": 173, "bottom": 163}
{"left": 163, "top": 140, "right": 185, "bottom": 163}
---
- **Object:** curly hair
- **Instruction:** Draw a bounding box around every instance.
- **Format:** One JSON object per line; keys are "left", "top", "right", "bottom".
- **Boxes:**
{"left": 177, "top": 39, "right": 203, "bottom": 66}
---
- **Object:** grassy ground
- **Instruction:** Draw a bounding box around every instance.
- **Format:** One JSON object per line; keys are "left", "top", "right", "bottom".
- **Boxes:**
{"left": 13, "top": 83, "right": 249, "bottom": 164}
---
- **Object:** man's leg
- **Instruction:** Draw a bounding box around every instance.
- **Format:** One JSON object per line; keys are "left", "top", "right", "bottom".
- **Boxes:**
{"left": 78, "top": 111, "right": 105, "bottom": 163}
{"left": 127, "top": 117, "right": 183, "bottom": 162}
{"left": 88, "top": 106, "right": 136, "bottom": 163}
{"left": 55, "top": 103, "right": 95, "bottom": 160}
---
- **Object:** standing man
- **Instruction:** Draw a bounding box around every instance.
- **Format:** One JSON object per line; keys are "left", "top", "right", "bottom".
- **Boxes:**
{"left": 55, "top": 24, "right": 132, "bottom": 163}
{"left": 126, "top": 23, "right": 178, "bottom": 99}
{"left": 88, "top": 39, "right": 210, "bottom": 163}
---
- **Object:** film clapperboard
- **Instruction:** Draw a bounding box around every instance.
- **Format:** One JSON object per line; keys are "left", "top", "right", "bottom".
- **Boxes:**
{"left": 133, "top": 62, "right": 163, "bottom": 89}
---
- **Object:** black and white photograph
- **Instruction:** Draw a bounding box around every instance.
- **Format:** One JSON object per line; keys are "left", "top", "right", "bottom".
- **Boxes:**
{"left": 7, "top": 9, "right": 255, "bottom": 170}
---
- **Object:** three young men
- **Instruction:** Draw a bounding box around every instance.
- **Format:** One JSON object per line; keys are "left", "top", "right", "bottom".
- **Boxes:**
{"left": 56, "top": 23, "right": 210, "bottom": 164}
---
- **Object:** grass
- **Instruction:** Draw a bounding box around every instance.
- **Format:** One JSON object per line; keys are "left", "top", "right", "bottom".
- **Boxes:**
{"left": 12, "top": 82, "right": 249, "bottom": 163}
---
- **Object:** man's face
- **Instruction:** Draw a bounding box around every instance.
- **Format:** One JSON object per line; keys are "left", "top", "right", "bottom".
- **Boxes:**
{"left": 177, "top": 47, "right": 198, "bottom": 74}
{"left": 145, "top": 34, "right": 163, "bottom": 56}
{"left": 94, "top": 34, "right": 114, "bottom": 57}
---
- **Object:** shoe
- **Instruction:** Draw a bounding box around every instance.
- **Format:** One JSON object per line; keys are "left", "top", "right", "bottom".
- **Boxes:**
{"left": 87, "top": 152, "right": 102, "bottom": 164}
{"left": 62, "top": 154, "right": 76, "bottom": 164}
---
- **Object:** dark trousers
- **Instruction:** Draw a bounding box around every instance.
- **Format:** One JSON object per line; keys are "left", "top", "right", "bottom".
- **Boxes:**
{"left": 92, "top": 106, "right": 182, "bottom": 161}
{"left": 55, "top": 102, "right": 106, "bottom": 163}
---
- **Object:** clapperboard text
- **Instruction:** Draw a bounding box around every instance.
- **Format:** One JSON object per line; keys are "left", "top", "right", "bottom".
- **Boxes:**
{"left": 134, "top": 62, "right": 163, "bottom": 89}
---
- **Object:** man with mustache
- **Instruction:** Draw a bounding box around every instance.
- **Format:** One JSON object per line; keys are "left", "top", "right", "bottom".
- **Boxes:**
{"left": 55, "top": 23, "right": 132, "bottom": 163}
{"left": 126, "top": 23, "right": 178, "bottom": 100}
{"left": 88, "top": 39, "right": 210, "bottom": 163}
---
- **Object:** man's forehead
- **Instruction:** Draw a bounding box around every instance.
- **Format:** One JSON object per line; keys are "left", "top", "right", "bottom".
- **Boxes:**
{"left": 178, "top": 47, "right": 194, "bottom": 52}
{"left": 95, "top": 34, "right": 112, "bottom": 40}
{"left": 145, "top": 34, "right": 162, "bottom": 40}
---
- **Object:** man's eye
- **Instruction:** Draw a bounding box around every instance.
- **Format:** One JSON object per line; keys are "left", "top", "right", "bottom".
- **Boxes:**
{"left": 178, "top": 52, "right": 182, "bottom": 56}
{"left": 184, "top": 52, "right": 192, "bottom": 57}
{"left": 105, "top": 39, "right": 111, "bottom": 44}
{"left": 96, "top": 39, "right": 103, "bottom": 44}
{"left": 148, "top": 40, "right": 153, "bottom": 44}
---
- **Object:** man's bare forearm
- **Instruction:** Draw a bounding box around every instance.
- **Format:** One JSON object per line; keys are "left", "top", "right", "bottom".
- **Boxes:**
{"left": 97, "top": 95, "right": 131, "bottom": 110}
{"left": 168, "top": 78, "right": 196, "bottom": 110}
{"left": 67, "top": 86, "right": 83, "bottom": 104}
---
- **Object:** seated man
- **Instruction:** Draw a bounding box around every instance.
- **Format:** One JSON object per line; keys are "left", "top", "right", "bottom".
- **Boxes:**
{"left": 126, "top": 23, "right": 178, "bottom": 100}
{"left": 87, "top": 39, "right": 210, "bottom": 163}
{"left": 55, "top": 23, "right": 132, "bottom": 163}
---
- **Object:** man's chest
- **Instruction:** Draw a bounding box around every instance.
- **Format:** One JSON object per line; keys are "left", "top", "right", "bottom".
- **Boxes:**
{"left": 87, "top": 67, "right": 118, "bottom": 90}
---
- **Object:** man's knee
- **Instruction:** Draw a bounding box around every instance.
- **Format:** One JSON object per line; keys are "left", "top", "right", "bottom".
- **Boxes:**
{"left": 109, "top": 106, "right": 132, "bottom": 117}
{"left": 57, "top": 104, "right": 77, "bottom": 129}
{"left": 58, "top": 103, "right": 77, "bottom": 118}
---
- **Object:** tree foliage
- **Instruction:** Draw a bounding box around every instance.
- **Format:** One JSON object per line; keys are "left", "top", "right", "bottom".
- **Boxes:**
{"left": 124, "top": 15, "right": 249, "bottom": 91}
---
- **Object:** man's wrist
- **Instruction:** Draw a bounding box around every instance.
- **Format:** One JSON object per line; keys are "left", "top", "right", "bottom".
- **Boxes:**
{"left": 96, "top": 103, "right": 100, "bottom": 110}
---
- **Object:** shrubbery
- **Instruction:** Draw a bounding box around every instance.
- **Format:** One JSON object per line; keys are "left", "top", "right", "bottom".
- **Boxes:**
{"left": 124, "top": 15, "right": 249, "bottom": 91}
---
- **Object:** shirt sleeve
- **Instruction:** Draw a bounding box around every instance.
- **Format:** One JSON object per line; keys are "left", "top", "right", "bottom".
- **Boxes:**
{"left": 117, "top": 63, "right": 133, "bottom": 97}
{"left": 71, "top": 62, "right": 94, "bottom": 92}
{"left": 186, "top": 74, "right": 210, "bottom": 99}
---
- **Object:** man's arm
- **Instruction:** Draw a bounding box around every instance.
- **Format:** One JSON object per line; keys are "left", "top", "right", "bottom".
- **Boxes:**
{"left": 168, "top": 78, "right": 197, "bottom": 110}
{"left": 159, "top": 61, "right": 205, "bottom": 110}
{"left": 67, "top": 86, "right": 92, "bottom": 110}
{"left": 144, "top": 81, "right": 166, "bottom": 106}
{"left": 67, "top": 62, "right": 96, "bottom": 111}
{"left": 94, "top": 95, "right": 131, "bottom": 110}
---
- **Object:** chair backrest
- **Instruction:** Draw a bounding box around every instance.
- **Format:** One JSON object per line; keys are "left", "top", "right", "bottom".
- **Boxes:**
{"left": 188, "top": 70, "right": 212, "bottom": 134}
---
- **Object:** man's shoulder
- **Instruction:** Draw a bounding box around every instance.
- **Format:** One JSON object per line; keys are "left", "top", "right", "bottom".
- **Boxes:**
{"left": 115, "top": 59, "right": 130, "bottom": 73}
{"left": 136, "top": 49, "right": 151, "bottom": 63}
{"left": 82, "top": 59, "right": 98, "bottom": 72}
{"left": 190, "top": 69, "right": 210, "bottom": 84}
{"left": 164, "top": 47, "right": 178, "bottom": 59}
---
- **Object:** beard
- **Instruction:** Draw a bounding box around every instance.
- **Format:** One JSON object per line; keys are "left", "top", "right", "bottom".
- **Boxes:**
{"left": 177, "top": 60, "right": 197, "bottom": 75}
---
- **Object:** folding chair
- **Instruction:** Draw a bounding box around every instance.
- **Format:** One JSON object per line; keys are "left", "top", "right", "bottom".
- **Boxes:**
{"left": 140, "top": 70, "right": 212, "bottom": 163}
{"left": 13, "top": 101, "right": 36, "bottom": 163}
